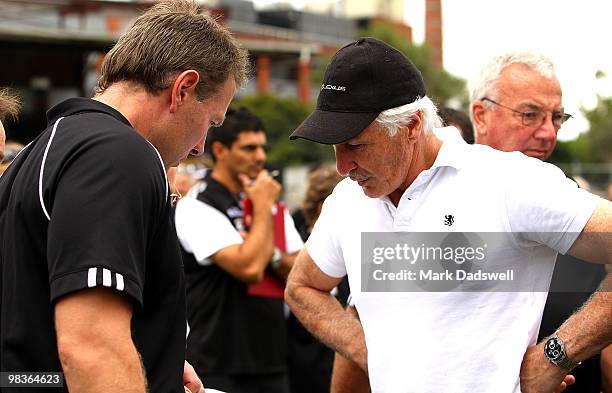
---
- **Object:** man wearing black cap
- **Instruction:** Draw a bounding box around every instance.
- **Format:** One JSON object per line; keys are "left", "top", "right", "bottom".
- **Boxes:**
{"left": 285, "top": 38, "right": 612, "bottom": 393}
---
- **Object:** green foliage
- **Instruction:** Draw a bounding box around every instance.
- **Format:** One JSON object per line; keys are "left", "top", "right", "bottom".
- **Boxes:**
{"left": 549, "top": 137, "right": 590, "bottom": 165}
{"left": 232, "top": 94, "right": 334, "bottom": 167}
{"left": 579, "top": 95, "right": 612, "bottom": 163}
{"left": 358, "top": 23, "right": 468, "bottom": 109}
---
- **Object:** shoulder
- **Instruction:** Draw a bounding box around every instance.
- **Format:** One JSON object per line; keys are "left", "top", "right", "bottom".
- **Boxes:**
{"left": 461, "top": 144, "right": 567, "bottom": 182}
{"left": 176, "top": 196, "right": 228, "bottom": 220}
{"left": 59, "top": 113, "right": 159, "bottom": 164}
{"left": 52, "top": 114, "right": 165, "bottom": 184}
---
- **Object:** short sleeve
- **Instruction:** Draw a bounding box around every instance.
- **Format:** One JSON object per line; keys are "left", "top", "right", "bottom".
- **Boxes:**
{"left": 505, "top": 159, "right": 601, "bottom": 254}
{"left": 175, "top": 197, "right": 243, "bottom": 262}
{"left": 305, "top": 186, "right": 347, "bottom": 278}
{"left": 46, "top": 133, "right": 166, "bottom": 307}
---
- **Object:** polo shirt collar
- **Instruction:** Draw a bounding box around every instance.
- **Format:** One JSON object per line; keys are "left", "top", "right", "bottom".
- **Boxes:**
{"left": 46, "top": 97, "right": 132, "bottom": 128}
{"left": 429, "top": 126, "right": 466, "bottom": 171}
{"left": 379, "top": 126, "right": 466, "bottom": 211}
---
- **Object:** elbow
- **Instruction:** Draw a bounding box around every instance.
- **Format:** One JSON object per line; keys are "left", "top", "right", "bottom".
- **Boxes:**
{"left": 57, "top": 333, "right": 104, "bottom": 376}
{"left": 284, "top": 277, "right": 299, "bottom": 310}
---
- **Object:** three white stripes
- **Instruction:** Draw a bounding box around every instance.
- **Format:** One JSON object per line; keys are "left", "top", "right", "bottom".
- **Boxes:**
{"left": 87, "top": 267, "right": 125, "bottom": 291}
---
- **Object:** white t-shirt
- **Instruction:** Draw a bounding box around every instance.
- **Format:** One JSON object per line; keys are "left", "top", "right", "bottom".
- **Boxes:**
{"left": 306, "top": 128, "right": 600, "bottom": 393}
{"left": 175, "top": 197, "right": 304, "bottom": 266}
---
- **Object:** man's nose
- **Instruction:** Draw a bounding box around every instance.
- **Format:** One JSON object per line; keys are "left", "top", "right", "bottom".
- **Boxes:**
{"left": 533, "top": 114, "right": 557, "bottom": 143}
{"left": 191, "top": 137, "right": 206, "bottom": 156}
{"left": 334, "top": 145, "right": 357, "bottom": 176}
{"left": 255, "top": 146, "right": 267, "bottom": 162}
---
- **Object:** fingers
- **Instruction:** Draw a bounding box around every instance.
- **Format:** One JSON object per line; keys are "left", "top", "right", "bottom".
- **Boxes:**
{"left": 183, "top": 361, "right": 204, "bottom": 393}
{"left": 553, "top": 381, "right": 566, "bottom": 393}
{"left": 553, "top": 375, "right": 575, "bottom": 393}
{"left": 238, "top": 174, "right": 251, "bottom": 189}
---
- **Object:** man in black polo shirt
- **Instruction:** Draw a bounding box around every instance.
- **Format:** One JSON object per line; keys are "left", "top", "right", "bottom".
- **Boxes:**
{"left": 175, "top": 107, "right": 303, "bottom": 393}
{"left": 0, "top": 1, "right": 247, "bottom": 392}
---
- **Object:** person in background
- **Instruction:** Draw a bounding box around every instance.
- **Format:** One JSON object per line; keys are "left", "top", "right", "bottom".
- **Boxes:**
{"left": 0, "top": 141, "right": 25, "bottom": 175}
{"left": 471, "top": 51, "right": 609, "bottom": 393}
{"left": 438, "top": 106, "right": 474, "bottom": 144}
{"left": 175, "top": 107, "right": 303, "bottom": 393}
{"left": 0, "top": 88, "right": 21, "bottom": 163}
{"left": 175, "top": 168, "right": 195, "bottom": 197}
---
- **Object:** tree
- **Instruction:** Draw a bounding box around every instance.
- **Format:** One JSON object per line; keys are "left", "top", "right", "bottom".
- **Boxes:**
{"left": 580, "top": 94, "right": 612, "bottom": 163}
{"left": 358, "top": 23, "right": 468, "bottom": 108}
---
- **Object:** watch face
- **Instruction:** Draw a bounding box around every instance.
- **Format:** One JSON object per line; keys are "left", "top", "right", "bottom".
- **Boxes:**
{"left": 545, "top": 337, "right": 564, "bottom": 362}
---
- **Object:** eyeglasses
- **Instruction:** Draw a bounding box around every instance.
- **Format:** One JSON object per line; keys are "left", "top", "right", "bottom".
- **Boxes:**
{"left": 482, "top": 97, "right": 572, "bottom": 129}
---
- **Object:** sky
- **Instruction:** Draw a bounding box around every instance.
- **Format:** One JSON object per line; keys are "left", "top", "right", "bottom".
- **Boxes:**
{"left": 255, "top": 0, "right": 612, "bottom": 142}
{"left": 406, "top": 0, "right": 612, "bottom": 141}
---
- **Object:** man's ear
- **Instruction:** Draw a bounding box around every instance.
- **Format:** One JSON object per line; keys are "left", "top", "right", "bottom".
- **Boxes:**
{"left": 405, "top": 110, "right": 424, "bottom": 141}
{"left": 211, "top": 141, "right": 226, "bottom": 162}
{"left": 169, "top": 70, "right": 200, "bottom": 113}
{"left": 471, "top": 100, "right": 488, "bottom": 139}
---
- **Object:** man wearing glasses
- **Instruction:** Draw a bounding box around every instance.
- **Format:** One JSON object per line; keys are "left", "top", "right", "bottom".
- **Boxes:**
{"left": 470, "top": 52, "right": 570, "bottom": 161}
{"left": 470, "top": 52, "right": 609, "bottom": 393}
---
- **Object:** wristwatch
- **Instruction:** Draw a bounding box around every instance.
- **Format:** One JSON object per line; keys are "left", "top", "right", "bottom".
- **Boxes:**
{"left": 270, "top": 248, "right": 282, "bottom": 270}
{"left": 543, "top": 334, "right": 581, "bottom": 371}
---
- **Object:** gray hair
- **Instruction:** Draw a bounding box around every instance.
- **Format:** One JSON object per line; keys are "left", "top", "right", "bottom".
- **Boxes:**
{"left": 375, "top": 96, "right": 443, "bottom": 137}
{"left": 470, "top": 51, "right": 556, "bottom": 105}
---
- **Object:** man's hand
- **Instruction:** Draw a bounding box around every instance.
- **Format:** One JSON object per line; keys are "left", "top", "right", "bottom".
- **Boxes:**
{"left": 520, "top": 343, "right": 575, "bottom": 393}
{"left": 183, "top": 361, "right": 204, "bottom": 393}
{"left": 240, "top": 170, "right": 281, "bottom": 212}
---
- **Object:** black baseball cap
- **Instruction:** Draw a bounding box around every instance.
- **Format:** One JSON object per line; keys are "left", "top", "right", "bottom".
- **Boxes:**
{"left": 290, "top": 37, "right": 426, "bottom": 145}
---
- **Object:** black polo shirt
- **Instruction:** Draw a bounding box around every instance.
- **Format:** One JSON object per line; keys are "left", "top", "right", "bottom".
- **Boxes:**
{"left": 181, "top": 173, "right": 287, "bottom": 376}
{"left": 0, "top": 98, "right": 186, "bottom": 392}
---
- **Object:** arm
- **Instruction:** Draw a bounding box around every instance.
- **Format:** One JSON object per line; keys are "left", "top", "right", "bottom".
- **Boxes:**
{"left": 330, "top": 305, "right": 371, "bottom": 393}
{"left": 285, "top": 248, "right": 368, "bottom": 372}
{"left": 521, "top": 200, "right": 612, "bottom": 393}
{"left": 55, "top": 287, "right": 146, "bottom": 393}
{"left": 212, "top": 170, "right": 281, "bottom": 283}
{"left": 604, "top": 266, "right": 612, "bottom": 393}
{"left": 271, "top": 251, "right": 297, "bottom": 281}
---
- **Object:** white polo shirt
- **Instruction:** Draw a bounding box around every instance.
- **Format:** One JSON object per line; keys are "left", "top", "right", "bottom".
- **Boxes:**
{"left": 175, "top": 197, "right": 304, "bottom": 265}
{"left": 306, "top": 127, "right": 600, "bottom": 393}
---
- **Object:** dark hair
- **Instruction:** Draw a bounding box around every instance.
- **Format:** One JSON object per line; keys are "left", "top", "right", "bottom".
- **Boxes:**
{"left": 205, "top": 107, "right": 265, "bottom": 162}
{"left": 97, "top": 0, "right": 248, "bottom": 101}
{"left": 438, "top": 107, "right": 474, "bottom": 144}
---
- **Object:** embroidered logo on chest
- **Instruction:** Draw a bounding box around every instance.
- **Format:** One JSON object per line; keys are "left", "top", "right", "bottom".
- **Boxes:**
{"left": 444, "top": 214, "right": 454, "bottom": 226}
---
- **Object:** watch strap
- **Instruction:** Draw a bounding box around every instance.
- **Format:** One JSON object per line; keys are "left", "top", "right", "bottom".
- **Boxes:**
{"left": 555, "top": 356, "right": 581, "bottom": 371}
